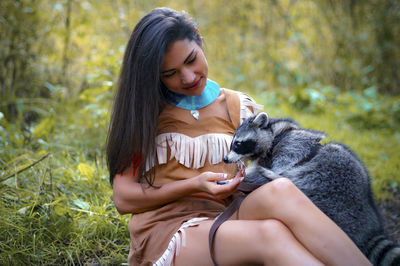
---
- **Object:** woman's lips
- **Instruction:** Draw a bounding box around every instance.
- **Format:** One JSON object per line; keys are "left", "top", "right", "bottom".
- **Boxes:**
{"left": 184, "top": 78, "right": 202, "bottom": 91}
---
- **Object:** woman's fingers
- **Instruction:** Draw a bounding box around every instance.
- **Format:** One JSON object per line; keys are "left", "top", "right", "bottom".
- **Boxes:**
{"left": 196, "top": 171, "right": 244, "bottom": 198}
{"left": 211, "top": 175, "right": 243, "bottom": 198}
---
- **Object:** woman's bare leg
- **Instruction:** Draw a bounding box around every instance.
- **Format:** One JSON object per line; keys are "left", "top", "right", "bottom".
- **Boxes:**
{"left": 176, "top": 178, "right": 370, "bottom": 265}
{"left": 175, "top": 219, "right": 323, "bottom": 266}
{"left": 237, "top": 178, "right": 371, "bottom": 266}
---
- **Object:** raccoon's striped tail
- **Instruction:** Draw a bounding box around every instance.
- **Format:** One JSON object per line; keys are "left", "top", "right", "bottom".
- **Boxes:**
{"left": 364, "top": 235, "right": 400, "bottom": 266}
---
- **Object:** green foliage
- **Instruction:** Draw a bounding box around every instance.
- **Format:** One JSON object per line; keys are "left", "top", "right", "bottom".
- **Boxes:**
{"left": 1, "top": 0, "right": 399, "bottom": 264}
{"left": 342, "top": 88, "right": 400, "bottom": 130}
{"left": 283, "top": 84, "right": 400, "bottom": 130}
{"left": 0, "top": 53, "right": 125, "bottom": 264}
{"left": 0, "top": 0, "right": 55, "bottom": 120}
{"left": 32, "top": 117, "right": 56, "bottom": 140}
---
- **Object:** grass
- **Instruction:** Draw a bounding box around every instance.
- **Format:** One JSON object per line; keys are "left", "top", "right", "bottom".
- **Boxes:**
{"left": 0, "top": 149, "right": 130, "bottom": 264}
{"left": 0, "top": 94, "right": 130, "bottom": 265}
{"left": 0, "top": 84, "right": 399, "bottom": 264}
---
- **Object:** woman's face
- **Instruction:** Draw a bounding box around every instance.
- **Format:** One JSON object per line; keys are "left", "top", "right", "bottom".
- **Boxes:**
{"left": 161, "top": 39, "right": 208, "bottom": 96}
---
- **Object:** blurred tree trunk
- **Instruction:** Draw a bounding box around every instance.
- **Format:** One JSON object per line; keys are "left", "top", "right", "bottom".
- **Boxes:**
{"left": 62, "top": 0, "right": 72, "bottom": 86}
{"left": 313, "top": 0, "right": 400, "bottom": 94}
{"left": 372, "top": 0, "right": 400, "bottom": 94}
{"left": 0, "top": 0, "right": 40, "bottom": 120}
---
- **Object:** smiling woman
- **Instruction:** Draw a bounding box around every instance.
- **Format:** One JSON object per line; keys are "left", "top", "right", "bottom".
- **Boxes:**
{"left": 106, "top": 7, "right": 371, "bottom": 266}
{"left": 161, "top": 39, "right": 208, "bottom": 96}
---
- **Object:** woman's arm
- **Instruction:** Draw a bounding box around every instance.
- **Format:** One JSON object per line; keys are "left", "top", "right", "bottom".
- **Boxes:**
{"left": 112, "top": 164, "right": 243, "bottom": 214}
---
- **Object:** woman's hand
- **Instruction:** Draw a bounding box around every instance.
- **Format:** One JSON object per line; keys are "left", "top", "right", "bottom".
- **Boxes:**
{"left": 195, "top": 170, "right": 244, "bottom": 199}
{"left": 113, "top": 163, "right": 244, "bottom": 214}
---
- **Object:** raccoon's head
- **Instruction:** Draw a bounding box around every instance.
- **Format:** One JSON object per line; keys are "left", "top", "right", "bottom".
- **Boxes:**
{"left": 224, "top": 112, "right": 274, "bottom": 163}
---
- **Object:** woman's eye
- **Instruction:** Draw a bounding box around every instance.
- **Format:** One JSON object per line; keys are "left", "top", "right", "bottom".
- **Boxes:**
{"left": 162, "top": 72, "right": 175, "bottom": 78}
{"left": 187, "top": 54, "right": 197, "bottom": 64}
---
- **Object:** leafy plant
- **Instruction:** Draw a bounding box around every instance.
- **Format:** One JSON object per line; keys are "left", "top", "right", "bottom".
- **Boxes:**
{"left": 1, "top": 0, "right": 399, "bottom": 264}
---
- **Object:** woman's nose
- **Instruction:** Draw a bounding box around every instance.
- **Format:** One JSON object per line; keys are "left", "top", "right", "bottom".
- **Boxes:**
{"left": 180, "top": 68, "right": 195, "bottom": 85}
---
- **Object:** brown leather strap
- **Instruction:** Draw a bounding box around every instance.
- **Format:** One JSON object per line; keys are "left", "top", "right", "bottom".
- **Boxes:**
{"left": 208, "top": 196, "right": 245, "bottom": 266}
{"left": 208, "top": 182, "right": 262, "bottom": 266}
{"left": 237, "top": 181, "right": 262, "bottom": 194}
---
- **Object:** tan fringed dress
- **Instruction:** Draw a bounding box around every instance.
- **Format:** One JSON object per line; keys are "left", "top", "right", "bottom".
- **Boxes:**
{"left": 127, "top": 88, "right": 263, "bottom": 265}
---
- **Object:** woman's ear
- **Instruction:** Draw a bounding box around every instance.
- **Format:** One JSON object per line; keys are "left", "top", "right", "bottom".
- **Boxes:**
{"left": 195, "top": 28, "right": 201, "bottom": 39}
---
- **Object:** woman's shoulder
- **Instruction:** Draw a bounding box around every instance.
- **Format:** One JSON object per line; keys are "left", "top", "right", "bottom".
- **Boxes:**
{"left": 222, "top": 88, "right": 264, "bottom": 123}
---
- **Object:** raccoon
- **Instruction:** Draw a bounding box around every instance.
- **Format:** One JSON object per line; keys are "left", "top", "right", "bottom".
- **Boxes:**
{"left": 224, "top": 112, "right": 400, "bottom": 266}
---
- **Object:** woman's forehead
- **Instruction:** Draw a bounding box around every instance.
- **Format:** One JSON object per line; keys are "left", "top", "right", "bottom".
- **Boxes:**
{"left": 163, "top": 39, "right": 199, "bottom": 67}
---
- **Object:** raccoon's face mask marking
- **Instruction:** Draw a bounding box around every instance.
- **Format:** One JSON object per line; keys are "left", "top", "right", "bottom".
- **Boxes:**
{"left": 232, "top": 139, "right": 257, "bottom": 155}
{"left": 225, "top": 137, "right": 257, "bottom": 161}
{"left": 224, "top": 133, "right": 258, "bottom": 163}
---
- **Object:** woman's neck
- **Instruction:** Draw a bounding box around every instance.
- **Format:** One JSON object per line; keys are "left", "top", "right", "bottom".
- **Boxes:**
{"left": 165, "top": 79, "right": 220, "bottom": 110}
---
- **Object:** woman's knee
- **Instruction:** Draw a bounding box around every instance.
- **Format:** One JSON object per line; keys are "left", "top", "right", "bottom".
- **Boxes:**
{"left": 269, "top": 178, "right": 312, "bottom": 208}
{"left": 253, "top": 177, "right": 299, "bottom": 203}
{"left": 266, "top": 178, "right": 308, "bottom": 203}
{"left": 238, "top": 178, "right": 311, "bottom": 219}
{"left": 254, "top": 220, "right": 297, "bottom": 257}
{"left": 211, "top": 220, "right": 295, "bottom": 265}
{"left": 257, "top": 219, "right": 289, "bottom": 242}
{"left": 269, "top": 177, "right": 296, "bottom": 193}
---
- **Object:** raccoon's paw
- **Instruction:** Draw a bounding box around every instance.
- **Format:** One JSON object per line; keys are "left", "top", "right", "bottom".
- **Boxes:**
{"left": 259, "top": 168, "right": 282, "bottom": 180}
{"left": 244, "top": 167, "right": 257, "bottom": 178}
{"left": 245, "top": 166, "right": 277, "bottom": 183}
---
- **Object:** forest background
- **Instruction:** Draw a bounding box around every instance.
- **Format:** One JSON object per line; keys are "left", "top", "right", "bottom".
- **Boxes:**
{"left": 1, "top": 0, "right": 399, "bottom": 264}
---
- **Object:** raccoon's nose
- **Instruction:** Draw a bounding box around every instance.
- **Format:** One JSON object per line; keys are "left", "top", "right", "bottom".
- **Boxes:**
{"left": 223, "top": 156, "right": 230, "bottom": 163}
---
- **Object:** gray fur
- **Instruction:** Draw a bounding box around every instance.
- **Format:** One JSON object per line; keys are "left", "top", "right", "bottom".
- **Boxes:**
{"left": 225, "top": 113, "right": 400, "bottom": 266}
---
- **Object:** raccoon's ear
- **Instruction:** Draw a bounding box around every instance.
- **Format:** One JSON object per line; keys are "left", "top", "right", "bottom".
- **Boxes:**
{"left": 252, "top": 112, "right": 269, "bottom": 129}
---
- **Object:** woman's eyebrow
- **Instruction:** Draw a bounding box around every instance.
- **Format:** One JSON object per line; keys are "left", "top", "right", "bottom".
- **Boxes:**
{"left": 161, "top": 48, "right": 195, "bottom": 74}
{"left": 183, "top": 48, "right": 195, "bottom": 64}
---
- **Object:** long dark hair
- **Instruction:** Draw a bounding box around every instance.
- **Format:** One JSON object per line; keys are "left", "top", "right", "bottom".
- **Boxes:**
{"left": 106, "top": 7, "right": 203, "bottom": 185}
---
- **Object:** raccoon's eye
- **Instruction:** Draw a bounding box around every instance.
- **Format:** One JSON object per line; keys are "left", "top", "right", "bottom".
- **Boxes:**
{"left": 233, "top": 141, "right": 243, "bottom": 150}
{"left": 233, "top": 140, "right": 256, "bottom": 154}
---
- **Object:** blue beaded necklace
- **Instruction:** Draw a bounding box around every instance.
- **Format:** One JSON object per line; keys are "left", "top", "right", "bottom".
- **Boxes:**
{"left": 165, "top": 79, "right": 220, "bottom": 120}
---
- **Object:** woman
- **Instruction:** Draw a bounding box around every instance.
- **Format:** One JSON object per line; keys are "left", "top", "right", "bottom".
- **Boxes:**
{"left": 107, "top": 7, "right": 371, "bottom": 266}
